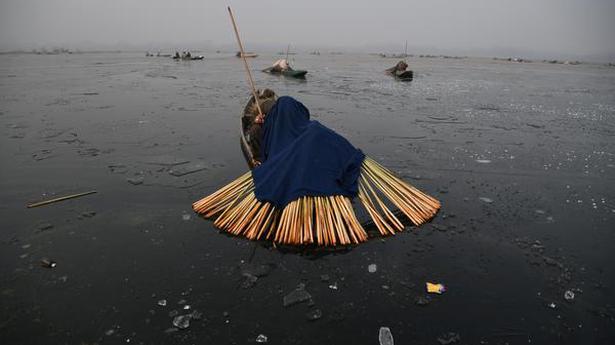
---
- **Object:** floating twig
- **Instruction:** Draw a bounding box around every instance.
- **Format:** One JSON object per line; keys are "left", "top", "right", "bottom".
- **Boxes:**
{"left": 27, "top": 191, "right": 97, "bottom": 208}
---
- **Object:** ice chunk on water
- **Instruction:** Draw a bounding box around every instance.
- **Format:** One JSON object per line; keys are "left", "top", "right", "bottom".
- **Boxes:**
{"left": 256, "top": 334, "right": 268, "bottom": 343}
{"left": 564, "top": 290, "right": 575, "bottom": 301}
{"left": 479, "top": 197, "right": 493, "bottom": 203}
{"left": 379, "top": 327, "right": 394, "bottom": 345}
{"left": 368, "top": 264, "right": 377, "bottom": 273}
{"left": 172, "top": 314, "right": 191, "bottom": 329}
{"left": 283, "top": 285, "right": 312, "bottom": 307}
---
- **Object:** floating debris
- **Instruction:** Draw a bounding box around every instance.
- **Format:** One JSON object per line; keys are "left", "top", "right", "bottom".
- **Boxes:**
{"left": 157, "top": 299, "right": 167, "bottom": 307}
{"left": 564, "top": 290, "right": 575, "bottom": 301}
{"left": 426, "top": 282, "right": 446, "bottom": 294}
{"left": 27, "top": 190, "right": 97, "bottom": 208}
{"left": 368, "top": 264, "right": 378, "bottom": 273}
{"left": 255, "top": 334, "right": 268, "bottom": 343}
{"left": 182, "top": 214, "right": 191, "bottom": 221}
{"left": 328, "top": 282, "right": 338, "bottom": 290}
{"left": 40, "top": 258, "right": 57, "bottom": 268}
{"left": 172, "top": 314, "right": 192, "bottom": 329}
{"left": 479, "top": 197, "right": 493, "bottom": 203}
{"left": 547, "top": 302, "right": 557, "bottom": 309}
{"left": 378, "top": 327, "right": 394, "bottom": 345}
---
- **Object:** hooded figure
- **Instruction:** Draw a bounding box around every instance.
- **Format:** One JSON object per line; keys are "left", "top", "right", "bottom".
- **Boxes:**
{"left": 386, "top": 60, "right": 408, "bottom": 74}
{"left": 252, "top": 96, "right": 365, "bottom": 208}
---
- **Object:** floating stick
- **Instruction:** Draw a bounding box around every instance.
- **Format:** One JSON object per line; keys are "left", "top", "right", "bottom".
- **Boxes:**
{"left": 27, "top": 191, "right": 97, "bottom": 208}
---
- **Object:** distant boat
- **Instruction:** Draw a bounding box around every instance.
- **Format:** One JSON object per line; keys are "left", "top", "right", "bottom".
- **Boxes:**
{"left": 172, "top": 54, "right": 204, "bottom": 61}
{"left": 389, "top": 70, "right": 413, "bottom": 81}
{"left": 386, "top": 61, "right": 413, "bottom": 81}
{"left": 262, "top": 67, "right": 308, "bottom": 79}
{"left": 236, "top": 52, "right": 258, "bottom": 58}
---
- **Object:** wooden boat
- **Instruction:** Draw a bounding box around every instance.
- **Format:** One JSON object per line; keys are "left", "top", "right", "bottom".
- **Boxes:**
{"left": 240, "top": 94, "right": 275, "bottom": 169}
{"left": 236, "top": 52, "right": 258, "bottom": 58}
{"left": 262, "top": 67, "right": 308, "bottom": 79}
{"left": 240, "top": 100, "right": 256, "bottom": 169}
{"left": 172, "top": 55, "right": 204, "bottom": 61}
{"left": 390, "top": 70, "right": 413, "bottom": 81}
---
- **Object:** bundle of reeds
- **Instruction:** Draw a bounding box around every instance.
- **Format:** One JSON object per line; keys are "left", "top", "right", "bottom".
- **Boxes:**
{"left": 192, "top": 157, "right": 440, "bottom": 246}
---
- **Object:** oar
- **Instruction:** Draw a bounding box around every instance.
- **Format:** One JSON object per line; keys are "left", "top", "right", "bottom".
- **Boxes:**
{"left": 227, "top": 6, "right": 263, "bottom": 117}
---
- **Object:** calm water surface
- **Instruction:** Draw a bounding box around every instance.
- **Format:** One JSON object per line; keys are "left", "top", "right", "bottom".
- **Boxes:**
{"left": 1, "top": 52, "right": 614, "bottom": 344}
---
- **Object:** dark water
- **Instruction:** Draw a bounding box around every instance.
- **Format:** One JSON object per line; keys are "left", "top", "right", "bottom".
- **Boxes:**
{"left": 1, "top": 52, "right": 614, "bottom": 344}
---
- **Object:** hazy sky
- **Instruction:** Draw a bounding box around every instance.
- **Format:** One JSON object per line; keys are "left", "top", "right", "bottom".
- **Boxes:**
{"left": 1, "top": 0, "right": 614, "bottom": 59}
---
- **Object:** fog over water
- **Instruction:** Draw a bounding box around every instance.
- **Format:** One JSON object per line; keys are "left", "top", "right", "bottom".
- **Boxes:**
{"left": 1, "top": 0, "right": 614, "bottom": 60}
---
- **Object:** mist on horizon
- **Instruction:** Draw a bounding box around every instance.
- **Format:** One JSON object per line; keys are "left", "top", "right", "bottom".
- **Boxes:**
{"left": 1, "top": 0, "right": 614, "bottom": 61}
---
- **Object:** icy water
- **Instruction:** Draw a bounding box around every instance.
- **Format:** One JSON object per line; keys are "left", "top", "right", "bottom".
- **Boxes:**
{"left": 1, "top": 52, "right": 614, "bottom": 344}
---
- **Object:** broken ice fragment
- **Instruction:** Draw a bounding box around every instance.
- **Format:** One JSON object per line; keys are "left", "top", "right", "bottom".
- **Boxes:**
{"left": 283, "top": 285, "right": 312, "bottom": 307}
{"left": 379, "top": 327, "right": 394, "bottom": 345}
{"left": 479, "top": 197, "right": 493, "bottom": 203}
{"left": 564, "top": 290, "right": 575, "bottom": 301}
{"left": 172, "top": 314, "right": 191, "bottom": 329}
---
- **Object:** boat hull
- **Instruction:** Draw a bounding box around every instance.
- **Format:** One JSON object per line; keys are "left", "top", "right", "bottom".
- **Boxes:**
{"left": 262, "top": 68, "right": 308, "bottom": 79}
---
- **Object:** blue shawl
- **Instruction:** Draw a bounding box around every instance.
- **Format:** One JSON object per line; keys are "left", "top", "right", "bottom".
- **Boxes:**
{"left": 252, "top": 96, "right": 365, "bottom": 208}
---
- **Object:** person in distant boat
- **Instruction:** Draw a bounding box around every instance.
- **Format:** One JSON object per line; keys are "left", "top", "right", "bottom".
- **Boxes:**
{"left": 174, "top": 52, "right": 180, "bottom": 59}
{"left": 386, "top": 60, "right": 408, "bottom": 74}
{"left": 271, "top": 59, "right": 291, "bottom": 72}
{"left": 245, "top": 89, "right": 277, "bottom": 165}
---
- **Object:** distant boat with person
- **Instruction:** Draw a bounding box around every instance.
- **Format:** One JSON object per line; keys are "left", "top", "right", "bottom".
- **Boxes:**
{"left": 262, "top": 58, "right": 308, "bottom": 79}
{"left": 236, "top": 51, "right": 258, "bottom": 58}
{"left": 172, "top": 51, "right": 204, "bottom": 61}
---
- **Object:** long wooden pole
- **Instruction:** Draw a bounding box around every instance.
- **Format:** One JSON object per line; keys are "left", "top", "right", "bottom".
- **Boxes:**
{"left": 27, "top": 191, "right": 97, "bottom": 208}
{"left": 227, "top": 6, "right": 263, "bottom": 116}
